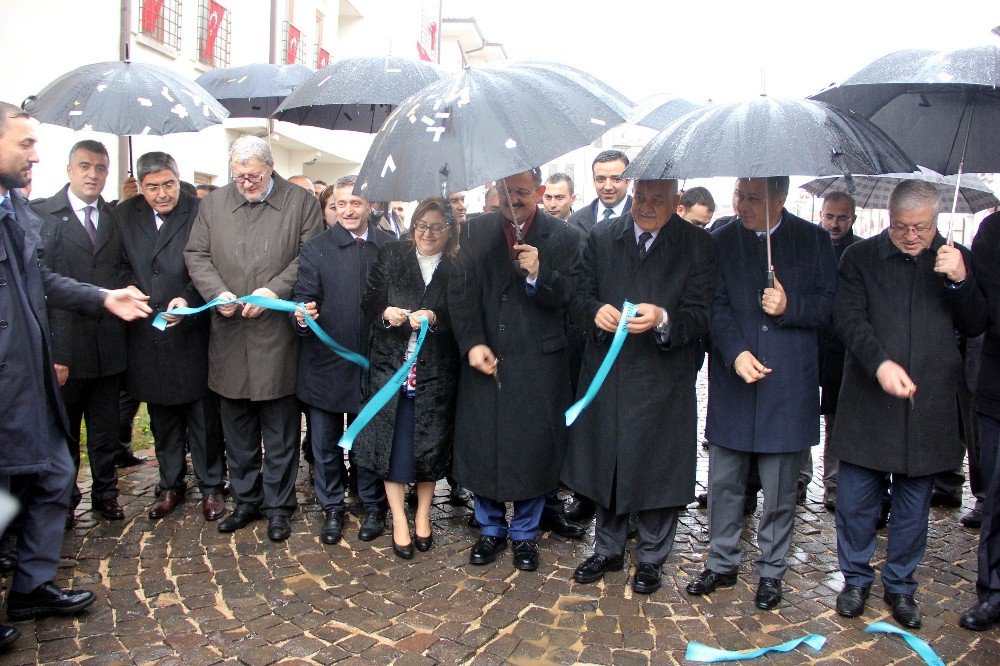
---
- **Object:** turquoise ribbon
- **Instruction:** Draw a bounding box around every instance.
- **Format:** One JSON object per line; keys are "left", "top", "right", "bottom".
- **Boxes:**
{"left": 339, "top": 315, "right": 429, "bottom": 451}
{"left": 151, "top": 294, "right": 369, "bottom": 370}
{"left": 685, "top": 634, "right": 826, "bottom": 662}
{"left": 565, "top": 301, "right": 638, "bottom": 426}
{"left": 865, "top": 622, "right": 945, "bottom": 666}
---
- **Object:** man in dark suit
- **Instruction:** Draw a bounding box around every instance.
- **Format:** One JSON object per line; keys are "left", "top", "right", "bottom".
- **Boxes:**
{"left": 449, "top": 168, "right": 581, "bottom": 572}
{"left": 293, "top": 175, "right": 390, "bottom": 545}
{"left": 566, "top": 150, "right": 633, "bottom": 237}
{"left": 686, "top": 177, "right": 837, "bottom": 611}
{"left": 0, "top": 101, "right": 151, "bottom": 643}
{"left": 117, "top": 152, "right": 225, "bottom": 522}
{"left": 34, "top": 139, "right": 133, "bottom": 521}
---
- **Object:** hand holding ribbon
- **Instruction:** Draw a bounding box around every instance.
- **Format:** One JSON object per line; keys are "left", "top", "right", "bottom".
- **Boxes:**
{"left": 565, "top": 301, "right": 638, "bottom": 426}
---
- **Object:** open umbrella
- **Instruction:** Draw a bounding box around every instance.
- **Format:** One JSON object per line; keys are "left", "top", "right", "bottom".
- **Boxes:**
{"left": 272, "top": 56, "right": 445, "bottom": 132}
{"left": 195, "top": 63, "right": 313, "bottom": 118}
{"left": 630, "top": 93, "right": 704, "bottom": 131}
{"left": 801, "top": 166, "right": 999, "bottom": 214}
{"left": 355, "top": 60, "right": 633, "bottom": 202}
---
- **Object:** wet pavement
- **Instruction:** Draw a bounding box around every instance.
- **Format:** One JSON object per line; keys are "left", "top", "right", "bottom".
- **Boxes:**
{"left": 2, "top": 373, "right": 997, "bottom": 664}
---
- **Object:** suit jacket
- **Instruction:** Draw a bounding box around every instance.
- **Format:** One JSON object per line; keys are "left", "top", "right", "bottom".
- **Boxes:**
{"left": 117, "top": 191, "right": 209, "bottom": 405}
{"left": 294, "top": 223, "right": 391, "bottom": 413}
{"left": 818, "top": 230, "right": 859, "bottom": 414}
{"left": 567, "top": 195, "right": 632, "bottom": 236}
{"left": 34, "top": 185, "right": 128, "bottom": 379}
{"left": 706, "top": 210, "right": 838, "bottom": 454}
{"left": 973, "top": 211, "right": 1000, "bottom": 420}
{"left": 448, "top": 208, "right": 581, "bottom": 501}
{"left": 1, "top": 190, "right": 105, "bottom": 475}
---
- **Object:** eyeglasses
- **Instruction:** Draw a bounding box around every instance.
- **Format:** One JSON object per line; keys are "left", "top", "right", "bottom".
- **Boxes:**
{"left": 821, "top": 213, "right": 853, "bottom": 223}
{"left": 232, "top": 173, "right": 265, "bottom": 185}
{"left": 413, "top": 221, "right": 449, "bottom": 235}
{"left": 500, "top": 187, "right": 533, "bottom": 198}
{"left": 142, "top": 181, "right": 178, "bottom": 194}
{"left": 889, "top": 222, "right": 936, "bottom": 235}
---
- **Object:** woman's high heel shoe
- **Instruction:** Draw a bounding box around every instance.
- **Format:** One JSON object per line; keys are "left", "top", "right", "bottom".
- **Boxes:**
{"left": 392, "top": 537, "right": 414, "bottom": 560}
{"left": 414, "top": 532, "right": 433, "bottom": 552}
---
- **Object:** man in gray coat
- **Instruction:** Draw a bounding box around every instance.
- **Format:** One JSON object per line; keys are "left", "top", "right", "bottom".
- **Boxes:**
{"left": 185, "top": 136, "right": 322, "bottom": 542}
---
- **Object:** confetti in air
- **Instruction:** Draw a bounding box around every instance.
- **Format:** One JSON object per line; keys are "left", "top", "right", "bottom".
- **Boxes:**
{"left": 505, "top": 138, "right": 517, "bottom": 149}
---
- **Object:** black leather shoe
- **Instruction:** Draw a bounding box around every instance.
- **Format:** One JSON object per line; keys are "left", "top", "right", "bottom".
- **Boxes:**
{"left": 573, "top": 553, "right": 625, "bottom": 584}
{"left": 884, "top": 592, "right": 921, "bottom": 629}
{"left": 540, "top": 508, "right": 585, "bottom": 539}
{"left": 358, "top": 510, "right": 387, "bottom": 542}
{"left": 930, "top": 490, "right": 962, "bottom": 508}
{"left": 414, "top": 532, "right": 433, "bottom": 552}
{"left": 743, "top": 493, "right": 758, "bottom": 517}
{"left": 267, "top": 516, "right": 291, "bottom": 542}
{"left": 117, "top": 451, "right": 148, "bottom": 468}
{"left": 755, "top": 577, "right": 782, "bottom": 610}
{"left": 6, "top": 582, "right": 96, "bottom": 620}
{"left": 217, "top": 504, "right": 262, "bottom": 533}
{"left": 960, "top": 601, "right": 1000, "bottom": 632}
{"left": 392, "top": 538, "right": 414, "bottom": 560}
{"left": 836, "top": 584, "right": 871, "bottom": 618}
{"left": 0, "top": 624, "right": 19, "bottom": 650}
{"left": 467, "top": 514, "right": 481, "bottom": 529}
{"left": 796, "top": 479, "right": 808, "bottom": 504}
{"left": 469, "top": 535, "right": 507, "bottom": 565}
{"left": 565, "top": 493, "right": 597, "bottom": 522}
{"left": 876, "top": 500, "right": 891, "bottom": 530}
{"left": 449, "top": 483, "right": 472, "bottom": 505}
{"left": 823, "top": 489, "right": 837, "bottom": 512}
{"left": 960, "top": 509, "right": 983, "bottom": 529}
{"left": 696, "top": 493, "right": 708, "bottom": 508}
{"left": 632, "top": 563, "right": 662, "bottom": 594}
{"left": 94, "top": 497, "right": 125, "bottom": 520}
{"left": 511, "top": 540, "right": 538, "bottom": 571}
{"left": 686, "top": 568, "right": 738, "bottom": 595}
{"left": 0, "top": 532, "right": 18, "bottom": 575}
{"left": 320, "top": 511, "right": 344, "bottom": 545}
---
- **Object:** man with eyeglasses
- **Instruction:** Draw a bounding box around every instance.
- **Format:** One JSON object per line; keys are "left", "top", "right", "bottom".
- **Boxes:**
{"left": 117, "top": 151, "right": 225, "bottom": 523}
{"left": 830, "top": 179, "right": 986, "bottom": 628}
{"left": 567, "top": 150, "right": 632, "bottom": 238}
{"left": 543, "top": 173, "right": 577, "bottom": 221}
{"left": 185, "top": 136, "right": 322, "bottom": 542}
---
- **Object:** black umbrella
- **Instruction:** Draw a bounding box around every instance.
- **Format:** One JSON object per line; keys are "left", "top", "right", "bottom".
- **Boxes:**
{"left": 355, "top": 60, "right": 634, "bottom": 202}
{"left": 272, "top": 56, "right": 445, "bottom": 132}
{"left": 195, "top": 63, "right": 313, "bottom": 118}
{"left": 630, "top": 93, "right": 704, "bottom": 131}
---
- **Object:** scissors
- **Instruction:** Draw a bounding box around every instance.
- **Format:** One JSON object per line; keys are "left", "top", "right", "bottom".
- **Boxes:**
{"left": 492, "top": 358, "right": 501, "bottom": 390}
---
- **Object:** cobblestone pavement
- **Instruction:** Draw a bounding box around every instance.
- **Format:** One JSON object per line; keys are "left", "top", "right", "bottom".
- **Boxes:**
{"left": 3, "top": 377, "right": 998, "bottom": 664}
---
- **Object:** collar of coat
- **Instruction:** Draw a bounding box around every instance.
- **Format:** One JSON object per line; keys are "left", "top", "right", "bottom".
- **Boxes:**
{"left": 122, "top": 188, "right": 193, "bottom": 220}
{"left": 34, "top": 183, "right": 110, "bottom": 217}
{"left": 612, "top": 210, "right": 685, "bottom": 248}
{"left": 331, "top": 220, "right": 391, "bottom": 248}
{"left": 877, "top": 227, "right": 947, "bottom": 261}
{"left": 226, "top": 172, "right": 291, "bottom": 214}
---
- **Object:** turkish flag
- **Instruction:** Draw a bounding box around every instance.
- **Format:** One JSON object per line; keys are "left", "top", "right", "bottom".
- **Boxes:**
{"left": 416, "top": 41, "right": 431, "bottom": 62}
{"left": 141, "top": 0, "right": 165, "bottom": 34}
{"left": 286, "top": 24, "right": 301, "bottom": 64}
{"left": 317, "top": 47, "right": 330, "bottom": 69}
{"left": 202, "top": 1, "right": 226, "bottom": 62}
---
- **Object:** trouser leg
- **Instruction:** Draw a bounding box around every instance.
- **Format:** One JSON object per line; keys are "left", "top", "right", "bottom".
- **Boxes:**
{"left": 186, "top": 396, "right": 225, "bottom": 495}
{"left": 754, "top": 451, "right": 801, "bottom": 579}
{"left": 117, "top": 390, "right": 141, "bottom": 457}
{"left": 977, "top": 414, "right": 1000, "bottom": 603}
{"left": 146, "top": 403, "right": 187, "bottom": 493}
{"left": 474, "top": 496, "right": 509, "bottom": 538}
{"left": 259, "top": 396, "right": 300, "bottom": 518}
{"left": 60, "top": 377, "right": 85, "bottom": 509}
{"left": 309, "top": 407, "right": 347, "bottom": 513}
{"left": 508, "top": 495, "right": 545, "bottom": 541}
{"left": 823, "top": 413, "right": 839, "bottom": 491}
{"left": 633, "top": 507, "right": 679, "bottom": 566}
{"left": 835, "top": 461, "right": 884, "bottom": 588}
{"left": 706, "top": 445, "right": 750, "bottom": 574}
{"left": 798, "top": 448, "right": 813, "bottom": 487}
{"left": 594, "top": 504, "right": 628, "bottom": 558}
{"left": 882, "top": 472, "right": 935, "bottom": 594}
{"left": 219, "top": 397, "right": 263, "bottom": 509}
{"left": 82, "top": 374, "right": 121, "bottom": 501}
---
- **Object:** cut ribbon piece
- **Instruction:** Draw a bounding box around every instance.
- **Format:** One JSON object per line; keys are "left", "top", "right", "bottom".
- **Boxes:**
{"left": 865, "top": 622, "right": 945, "bottom": 666}
{"left": 151, "top": 294, "right": 369, "bottom": 370}
{"left": 685, "top": 633, "right": 826, "bottom": 663}
{"left": 339, "top": 315, "right": 429, "bottom": 451}
{"left": 565, "top": 301, "right": 638, "bottom": 426}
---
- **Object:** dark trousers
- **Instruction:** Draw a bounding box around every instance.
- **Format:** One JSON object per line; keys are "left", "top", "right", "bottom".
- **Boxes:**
{"left": 148, "top": 396, "right": 225, "bottom": 495}
{"left": 219, "top": 395, "right": 299, "bottom": 518}
{"left": 118, "top": 390, "right": 141, "bottom": 448}
{"left": 976, "top": 414, "right": 1000, "bottom": 603}
{"left": 935, "top": 385, "right": 984, "bottom": 508}
{"left": 309, "top": 407, "right": 386, "bottom": 513}
{"left": 474, "top": 495, "right": 546, "bottom": 541}
{"left": 596, "top": 506, "right": 678, "bottom": 566}
{"left": 8, "top": 410, "right": 75, "bottom": 593}
{"left": 62, "top": 373, "right": 120, "bottom": 503}
{"left": 836, "top": 460, "right": 934, "bottom": 594}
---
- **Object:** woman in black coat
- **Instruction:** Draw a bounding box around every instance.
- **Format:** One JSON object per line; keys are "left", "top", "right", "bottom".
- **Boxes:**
{"left": 354, "top": 198, "right": 460, "bottom": 559}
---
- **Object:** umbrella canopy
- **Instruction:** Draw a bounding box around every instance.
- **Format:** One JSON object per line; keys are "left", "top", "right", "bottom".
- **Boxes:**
{"left": 801, "top": 166, "right": 1000, "bottom": 214}
{"left": 195, "top": 63, "right": 313, "bottom": 118}
{"left": 630, "top": 93, "right": 704, "bottom": 131}
{"left": 24, "top": 60, "right": 229, "bottom": 135}
{"left": 624, "top": 96, "right": 916, "bottom": 181}
{"left": 811, "top": 46, "right": 1000, "bottom": 174}
{"left": 355, "top": 60, "right": 634, "bottom": 201}
{"left": 272, "top": 56, "right": 445, "bottom": 132}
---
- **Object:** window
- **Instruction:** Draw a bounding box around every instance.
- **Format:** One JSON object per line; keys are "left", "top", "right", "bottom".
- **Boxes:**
{"left": 282, "top": 21, "right": 307, "bottom": 65}
{"left": 193, "top": 172, "right": 215, "bottom": 186}
{"left": 139, "top": 0, "right": 182, "bottom": 51}
{"left": 197, "top": 0, "right": 231, "bottom": 67}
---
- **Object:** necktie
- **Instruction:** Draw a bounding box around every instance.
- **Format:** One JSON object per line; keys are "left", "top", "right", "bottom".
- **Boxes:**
{"left": 83, "top": 205, "right": 97, "bottom": 246}
{"left": 602, "top": 208, "right": 615, "bottom": 222}
{"left": 356, "top": 237, "right": 365, "bottom": 245}
{"left": 637, "top": 231, "right": 652, "bottom": 259}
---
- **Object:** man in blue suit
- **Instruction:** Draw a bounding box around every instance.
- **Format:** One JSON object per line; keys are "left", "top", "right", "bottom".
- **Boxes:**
{"left": 685, "top": 176, "right": 837, "bottom": 610}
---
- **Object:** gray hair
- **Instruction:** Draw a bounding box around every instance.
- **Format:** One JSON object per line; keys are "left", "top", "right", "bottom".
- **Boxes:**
{"left": 889, "top": 179, "right": 940, "bottom": 217}
{"left": 333, "top": 174, "right": 367, "bottom": 203}
{"left": 546, "top": 172, "right": 574, "bottom": 194}
{"left": 136, "top": 151, "right": 179, "bottom": 182}
{"left": 229, "top": 135, "right": 273, "bottom": 166}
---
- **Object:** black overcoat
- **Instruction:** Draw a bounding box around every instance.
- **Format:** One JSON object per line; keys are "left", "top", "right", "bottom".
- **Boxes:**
{"left": 830, "top": 231, "right": 987, "bottom": 476}
{"left": 972, "top": 212, "right": 1000, "bottom": 420}
{"left": 34, "top": 186, "right": 127, "bottom": 379}
{"left": 353, "top": 241, "right": 459, "bottom": 481}
{"left": 117, "top": 192, "right": 209, "bottom": 405}
{"left": 1, "top": 190, "right": 105, "bottom": 475}
{"left": 294, "top": 223, "right": 391, "bottom": 413}
{"left": 448, "top": 209, "right": 580, "bottom": 501}
{"left": 818, "top": 231, "right": 860, "bottom": 414}
{"left": 706, "top": 210, "right": 838, "bottom": 453}
{"left": 561, "top": 214, "right": 717, "bottom": 512}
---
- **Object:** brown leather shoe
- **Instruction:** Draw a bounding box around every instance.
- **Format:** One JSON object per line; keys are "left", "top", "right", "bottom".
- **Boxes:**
{"left": 94, "top": 497, "right": 125, "bottom": 520}
{"left": 148, "top": 491, "right": 183, "bottom": 519}
{"left": 202, "top": 494, "right": 226, "bottom": 522}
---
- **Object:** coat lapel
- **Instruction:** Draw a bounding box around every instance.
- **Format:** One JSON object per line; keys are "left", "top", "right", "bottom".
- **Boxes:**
{"left": 151, "top": 194, "right": 191, "bottom": 259}
{"left": 614, "top": 215, "right": 641, "bottom": 267}
{"left": 92, "top": 199, "right": 114, "bottom": 255}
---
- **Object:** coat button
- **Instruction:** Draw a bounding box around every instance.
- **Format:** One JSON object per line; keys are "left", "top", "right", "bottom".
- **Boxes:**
{"left": 0, "top": 362, "right": 6, "bottom": 372}
{"left": 501, "top": 294, "right": 508, "bottom": 301}
{"left": 761, "top": 325, "right": 768, "bottom": 332}
{"left": 0, "top": 320, "right": 7, "bottom": 329}
{"left": 0, "top": 279, "right": 6, "bottom": 286}
{"left": 499, "top": 324, "right": 506, "bottom": 331}
{"left": 419, "top": 359, "right": 427, "bottom": 367}
{"left": 153, "top": 270, "right": 160, "bottom": 277}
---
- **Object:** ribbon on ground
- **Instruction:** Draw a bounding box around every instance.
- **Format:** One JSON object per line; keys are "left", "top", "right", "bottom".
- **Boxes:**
{"left": 339, "top": 315, "right": 429, "bottom": 451}
{"left": 865, "top": 622, "right": 945, "bottom": 666}
{"left": 685, "top": 633, "right": 826, "bottom": 663}
{"left": 151, "top": 294, "right": 369, "bottom": 370}
{"left": 564, "top": 301, "right": 638, "bottom": 426}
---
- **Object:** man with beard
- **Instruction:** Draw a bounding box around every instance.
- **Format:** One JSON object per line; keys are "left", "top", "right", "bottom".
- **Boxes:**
{"left": 567, "top": 150, "right": 632, "bottom": 236}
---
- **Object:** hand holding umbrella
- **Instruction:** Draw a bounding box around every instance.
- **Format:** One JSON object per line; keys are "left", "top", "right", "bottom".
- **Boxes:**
{"left": 761, "top": 274, "right": 787, "bottom": 317}
{"left": 933, "top": 245, "right": 967, "bottom": 283}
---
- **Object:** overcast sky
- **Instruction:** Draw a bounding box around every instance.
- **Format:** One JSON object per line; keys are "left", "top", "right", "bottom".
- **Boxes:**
{"left": 445, "top": 0, "right": 998, "bottom": 104}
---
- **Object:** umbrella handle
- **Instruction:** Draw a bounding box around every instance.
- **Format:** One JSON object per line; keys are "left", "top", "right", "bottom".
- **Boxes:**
{"left": 766, "top": 269, "right": 775, "bottom": 290}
